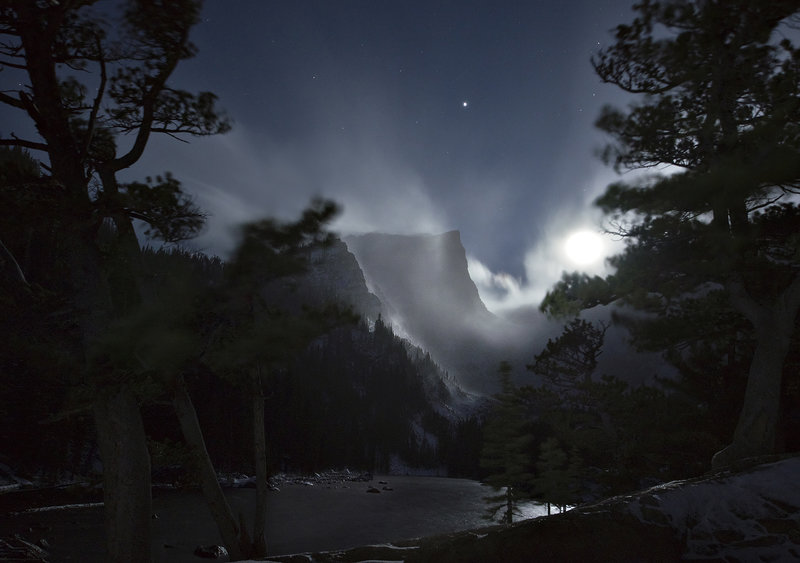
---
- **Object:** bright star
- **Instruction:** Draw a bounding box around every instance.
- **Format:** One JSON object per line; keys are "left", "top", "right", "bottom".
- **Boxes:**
{"left": 462, "top": 100, "right": 469, "bottom": 108}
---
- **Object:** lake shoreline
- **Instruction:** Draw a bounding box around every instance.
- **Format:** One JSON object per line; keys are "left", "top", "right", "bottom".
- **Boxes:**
{"left": 2, "top": 473, "right": 542, "bottom": 562}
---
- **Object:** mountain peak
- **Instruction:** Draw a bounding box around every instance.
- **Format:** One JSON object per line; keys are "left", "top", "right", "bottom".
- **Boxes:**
{"left": 344, "top": 231, "right": 490, "bottom": 321}
{"left": 344, "top": 231, "right": 509, "bottom": 391}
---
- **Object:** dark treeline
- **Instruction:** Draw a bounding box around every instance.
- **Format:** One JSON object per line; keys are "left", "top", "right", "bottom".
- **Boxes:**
{"left": 0, "top": 244, "right": 483, "bottom": 482}
{"left": 0, "top": 2, "right": 488, "bottom": 559}
{"left": 481, "top": 313, "right": 800, "bottom": 521}
{"left": 479, "top": 0, "right": 800, "bottom": 522}
{"left": 4, "top": 1, "right": 800, "bottom": 559}
{"left": 181, "top": 316, "right": 483, "bottom": 477}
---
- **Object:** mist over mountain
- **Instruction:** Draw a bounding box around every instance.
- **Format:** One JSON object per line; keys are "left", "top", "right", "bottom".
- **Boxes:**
{"left": 264, "top": 237, "right": 478, "bottom": 412}
{"left": 268, "top": 228, "right": 670, "bottom": 396}
{"left": 343, "top": 231, "right": 673, "bottom": 393}
{"left": 343, "top": 231, "right": 555, "bottom": 393}
{"left": 344, "top": 231, "right": 491, "bottom": 333}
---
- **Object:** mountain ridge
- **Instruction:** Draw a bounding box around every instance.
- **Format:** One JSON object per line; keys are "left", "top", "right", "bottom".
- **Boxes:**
{"left": 344, "top": 230, "right": 545, "bottom": 393}
{"left": 342, "top": 230, "right": 673, "bottom": 393}
{"left": 344, "top": 230, "right": 493, "bottom": 322}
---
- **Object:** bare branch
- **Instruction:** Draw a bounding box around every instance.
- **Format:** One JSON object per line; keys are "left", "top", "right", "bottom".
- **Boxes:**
{"left": 0, "top": 136, "right": 48, "bottom": 152}
{"left": 81, "top": 33, "right": 107, "bottom": 160}
{"left": 17, "top": 91, "right": 42, "bottom": 124}
{"left": 0, "top": 90, "right": 25, "bottom": 109}
{"left": 0, "top": 58, "right": 26, "bottom": 69}
{"left": 150, "top": 130, "right": 190, "bottom": 143}
{"left": 0, "top": 39, "right": 23, "bottom": 53}
{"left": 60, "top": 59, "right": 91, "bottom": 71}
{"left": 111, "top": 27, "right": 189, "bottom": 171}
{"left": 777, "top": 184, "right": 800, "bottom": 195}
{"left": 746, "top": 193, "right": 784, "bottom": 213}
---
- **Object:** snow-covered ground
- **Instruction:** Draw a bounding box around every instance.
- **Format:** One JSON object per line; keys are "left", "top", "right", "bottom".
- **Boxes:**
{"left": 623, "top": 456, "right": 800, "bottom": 560}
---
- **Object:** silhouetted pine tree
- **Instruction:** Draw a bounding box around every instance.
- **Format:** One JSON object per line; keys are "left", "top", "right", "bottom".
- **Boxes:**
{"left": 480, "top": 362, "right": 536, "bottom": 523}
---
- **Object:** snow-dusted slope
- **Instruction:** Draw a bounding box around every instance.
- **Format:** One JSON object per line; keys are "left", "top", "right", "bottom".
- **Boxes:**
{"left": 620, "top": 456, "right": 800, "bottom": 560}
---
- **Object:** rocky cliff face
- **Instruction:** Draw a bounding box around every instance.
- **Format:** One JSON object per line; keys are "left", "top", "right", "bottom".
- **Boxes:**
{"left": 303, "top": 239, "right": 383, "bottom": 320}
{"left": 344, "top": 231, "right": 493, "bottom": 330}
{"left": 344, "top": 231, "right": 535, "bottom": 393}
{"left": 343, "top": 231, "right": 676, "bottom": 393}
{"left": 263, "top": 238, "right": 383, "bottom": 321}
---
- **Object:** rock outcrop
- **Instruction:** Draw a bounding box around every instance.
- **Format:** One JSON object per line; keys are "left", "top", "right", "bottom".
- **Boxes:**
{"left": 260, "top": 238, "right": 382, "bottom": 321}
{"left": 303, "top": 239, "right": 382, "bottom": 320}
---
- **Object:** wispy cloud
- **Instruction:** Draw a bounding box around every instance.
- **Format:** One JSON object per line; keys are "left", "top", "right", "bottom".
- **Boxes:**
{"left": 468, "top": 176, "right": 625, "bottom": 313}
{"left": 132, "top": 114, "right": 452, "bottom": 256}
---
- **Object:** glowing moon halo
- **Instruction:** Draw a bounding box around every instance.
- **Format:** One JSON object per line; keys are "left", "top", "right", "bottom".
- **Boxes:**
{"left": 564, "top": 230, "right": 603, "bottom": 265}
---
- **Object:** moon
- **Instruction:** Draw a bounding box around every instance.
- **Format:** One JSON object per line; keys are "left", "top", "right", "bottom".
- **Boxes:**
{"left": 564, "top": 230, "right": 604, "bottom": 265}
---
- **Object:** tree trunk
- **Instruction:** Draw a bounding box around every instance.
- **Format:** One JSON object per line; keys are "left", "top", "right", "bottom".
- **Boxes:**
{"left": 252, "top": 373, "right": 269, "bottom": 556}
{"left": 93, "top": 384, "right": 153, "bottom": 563}
{"left": 61, "top": 228, "right": 157, "bottom": 562}
{"left": 713, "top": 278, "right": 800, "bottom": 468}
{"left": 102, "top": 167, "right": 153, "bottom": 314}
{"left": 171, "top": 374, "right": 251, "bottom": 560}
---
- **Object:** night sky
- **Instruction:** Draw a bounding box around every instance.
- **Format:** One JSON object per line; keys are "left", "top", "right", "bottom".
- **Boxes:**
{"left": 13, "top": 1, "right": 641, "bottom": 311}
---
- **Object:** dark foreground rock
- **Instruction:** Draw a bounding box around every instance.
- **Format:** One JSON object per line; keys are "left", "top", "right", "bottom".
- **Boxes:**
{"left": 193, "top": 544, "right": 228, "bottom": 559}
{"left": 265, "top": 514, "right": 680, "bottom": 562}
{"left": 268, "top": 455, "right": 800, "bottom": 562}
{"left": 0, "top": 536, "right": 49, "bottom": 561}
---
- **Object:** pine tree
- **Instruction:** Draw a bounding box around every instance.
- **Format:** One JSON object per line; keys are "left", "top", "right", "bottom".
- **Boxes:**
{"left": 480, "top": 362, "right": 536, "bottom": 523}
{"left": 0, "top": 2, "right": 229, "bottom": 558}
{"left": 542, "top": 0, "right": 800, "bottom": 468}
{"left": 534, "top": 437, "right": 581, "bottom": 515}
{"left": 203, "top": 200, "right": 355, "bottom": 556}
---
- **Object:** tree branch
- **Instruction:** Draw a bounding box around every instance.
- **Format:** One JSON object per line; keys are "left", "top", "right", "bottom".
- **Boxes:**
{"left": 0, "top": 58, "right": 27, "bottom": 69}
{"left": 150, "top": 130, "right": 190, "bottom": 143}
{"left": 0, "top": 90, "right": 26, "bottom": 109}
{"left": 0, "top": 137, "right": 48, "bottom": 152}
{"left": 746, "top": 194, "right": 783, "bottom": 212}
{"left": 17, "top": 91, "right": 42, "bottom": 124}
{"left": 81, "top": 34, "right": 107, "bottom": 160}
{"left": 111, "top": 27, "right": 189, "bottom": 172}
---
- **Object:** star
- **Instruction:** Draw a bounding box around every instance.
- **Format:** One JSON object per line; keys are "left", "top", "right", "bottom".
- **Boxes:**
{"left": 462, "top": 100, "right": 469, "bottom": 108}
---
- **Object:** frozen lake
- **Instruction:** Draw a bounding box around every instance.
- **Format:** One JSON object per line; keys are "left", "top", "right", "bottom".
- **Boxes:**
{"left": 3, "top": 476, "right": 549, "bottom": 561}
